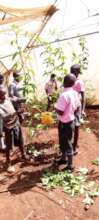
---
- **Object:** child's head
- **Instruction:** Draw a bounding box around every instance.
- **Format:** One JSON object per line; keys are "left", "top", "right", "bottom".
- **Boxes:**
{"left": 63, "top": 74, "right": 76, "bottom": 88}
{"left": 70, "top": 64, "right": 81, "bottom": 77}
{"left": 50, "top": 74, "right": 56, "bottom": 81}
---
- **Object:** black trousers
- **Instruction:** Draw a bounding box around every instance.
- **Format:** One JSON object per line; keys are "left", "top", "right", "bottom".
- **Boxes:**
{"left": 4, "top": 123, "right": 24, "bottom": 150}
{"left": 58, "top": 121, "right": 74, "bottom": 156}
{"left": 47, "top": 95, "right": 54, "bottom": 111}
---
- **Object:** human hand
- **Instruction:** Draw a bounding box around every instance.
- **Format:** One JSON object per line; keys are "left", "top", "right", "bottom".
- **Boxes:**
{"left": 18, "top": 98, "right": 26, "bottom": 103}
{"left": 81, "top": 110, "right": 86, "bottom": 117}
{"left": 48, "top": 96, "right": 52, "bottom": 101}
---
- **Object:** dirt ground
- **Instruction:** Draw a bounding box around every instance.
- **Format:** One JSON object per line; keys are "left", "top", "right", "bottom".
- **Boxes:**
{"left": 0, "top": 108, "right": 99, "bottom": 220}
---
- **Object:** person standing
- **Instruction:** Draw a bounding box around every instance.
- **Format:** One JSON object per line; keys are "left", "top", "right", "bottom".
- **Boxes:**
{"left": 8, "top": 71, "right": 26, "bottom": 123}
{"left": 55, "top": 74, "right": 80, "bottom": 171}
{"left": 70, "top": 64, "right": 85, "bottom": 155}
{"left": 45, "top": 74, "right": 57, "bottom": 111}
{"left": 0, "top": 74, "right": 6, "bottom": 151}
{"left": 0, "top": 86, "right": 26, "bottom": 171}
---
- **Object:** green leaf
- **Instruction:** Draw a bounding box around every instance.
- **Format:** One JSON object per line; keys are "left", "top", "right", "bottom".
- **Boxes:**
{"left": 77, "top": 167, "right": 88, "bottom": 175}
{"left": 83, "top": 194, "right": 94, "bottom": 205}
{"left": 12, "top": 52, "right": 19, "bottom": 60}
{"left": 33, "top": 113, "right": 40, "bottom": 120}
{"left": 85, "top": 128, "right": 91, "bottom": 133}
{"left": 36, "top": 124, "right": 45, "bottom": 130}
{"left": 92, "top": 157, "right": 99, "bottom": 166}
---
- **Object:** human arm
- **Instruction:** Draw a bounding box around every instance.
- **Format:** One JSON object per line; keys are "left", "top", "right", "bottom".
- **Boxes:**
{"left": 55, "top": 80, "right": 57, "bottom": 90}
{"left": 55, "top": 108, "right": 64, "bottom": 115}
{"left": 45, "top": 82, "right": 49, "bottom": 95}
{"left": 55, "top": 93, "right": 66, "bottom": 116}
{"left": 0, "top": 116, "right": 3, "bottom": 137}
{"left": 9, "top": 84, "right": 15, "bottom": 98}
{"left": 9, "top": 85, "right": 26, "bottom": 103}
{"left": 76, "top": 79, "right": 86, "bottom": 116}
{"left": 9, "top": 84, "right": 18, "bottom": 102}
{"left": 80, "top": 91, "right": 86, "bottom": 116}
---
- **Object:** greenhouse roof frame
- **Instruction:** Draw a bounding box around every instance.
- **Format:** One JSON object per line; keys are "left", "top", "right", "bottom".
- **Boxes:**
{"left": 0, "top": 3, "right": 58, "bottom": 73}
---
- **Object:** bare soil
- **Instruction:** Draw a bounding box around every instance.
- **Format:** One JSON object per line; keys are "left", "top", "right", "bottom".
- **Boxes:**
{"left": 0, "top": 108, "right": 99, "bottom": 220}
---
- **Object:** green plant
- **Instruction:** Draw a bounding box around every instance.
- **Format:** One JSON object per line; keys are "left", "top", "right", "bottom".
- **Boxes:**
{"left": 41, "top": 169, "right": 87, "bottom": 195}
{"left": 77, "top": 167, "right": 88, "bottom": 175}
{"left": 33, "top": 33, "right": 68, "bottom": 86}
{"left": 72, "top": 36, "right": 89, "bottom": 72}
{"left": 26, "top": 96, "right": 47, "bottom": 113}
{"left": 26, "top": 144, "right": 41, "bottom": 157}
{"left": 83, "top": 193, "right": 94, "bottom": 205}
{"left": 92, "top": 157, "right": 99, "bottom": 166}
{"left": 41, "top": 168, "right": 99, "bottom": 207}
{"left": 10, "top": 25, "right": 36, "bottom": 99}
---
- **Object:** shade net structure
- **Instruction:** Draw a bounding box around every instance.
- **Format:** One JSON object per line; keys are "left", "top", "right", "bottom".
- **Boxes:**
{"left": 0, "top": 2, "right": 58, "bottom": 74}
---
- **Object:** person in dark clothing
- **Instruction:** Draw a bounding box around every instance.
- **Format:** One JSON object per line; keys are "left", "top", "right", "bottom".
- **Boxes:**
{"left": 8, "top": 71, "right": 26, "bottom": 123}
{"left": 55, "top": 74, "right": 80, "bottom": 171}
{"left": 45, "top": 74, "right": 57, "bottom": 111}
{"left": 0, "top": 74, "right": 5, "bottom": 151}
{"left": 0, "top": 86, "right": 26, "bottom": 171}
{"left": 70, "top": 64, "right": 85, "bottom": 155}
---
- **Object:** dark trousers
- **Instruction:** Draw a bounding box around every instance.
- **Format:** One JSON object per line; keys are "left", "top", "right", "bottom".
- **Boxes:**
{"left": 58, "top": 121, "right": 74, "bottom": 156}
{"left": 47, "top": 96, "right": 54, "bottom": 111}
{"left": 4, "top": 123, "right": 24, "bottom": 162}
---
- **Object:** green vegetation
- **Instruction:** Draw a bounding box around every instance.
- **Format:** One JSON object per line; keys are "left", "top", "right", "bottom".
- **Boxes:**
{"left": 41, "top": 168, "right": 99, "bottom": 206}
{"left": 92, "top": 157, "right": 99, "bottom": 166}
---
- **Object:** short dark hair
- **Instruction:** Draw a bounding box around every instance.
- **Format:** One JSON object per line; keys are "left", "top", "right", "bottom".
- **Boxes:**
{"left": 70, "top": 64, "right": 81, "bottom": 75}
{"left": 51, "top": 74, "right": 56, "bottom": 79}
{"left": 13, "top": 72, "right": 19, "bottom": 78}
{"left": 63, "top": 74, "right": 76, "bottom": 87}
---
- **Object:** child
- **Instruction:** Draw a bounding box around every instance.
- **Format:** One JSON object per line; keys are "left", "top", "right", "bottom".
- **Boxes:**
{"left": 8, "top": 70, "right": 26, "bottom": 123}
{"left": 70, "top": 64, "right": 85, "bottom": 154}
{"left": 55, "top": 74, "right": 80, "bottom": 171}
{"left": 0, "top": 74, "right": 5, "bottom": 151}
{"left": 0, "top": 86, "right": 26, "bottom": 171}
{"left": 45, "top": 74, "right": 57, "bottom": 111}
